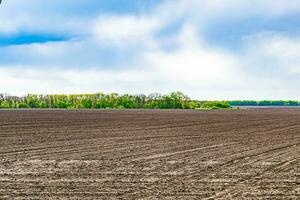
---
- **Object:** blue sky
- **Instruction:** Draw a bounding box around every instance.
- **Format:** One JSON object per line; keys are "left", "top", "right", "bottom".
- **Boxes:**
{"left": 1, "top": 0, "right": 300, "bottom": 99}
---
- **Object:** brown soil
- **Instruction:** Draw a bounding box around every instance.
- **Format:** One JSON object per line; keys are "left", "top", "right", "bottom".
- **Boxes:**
{"left": 0, "top": 109, "right": 299, "bottom": 199}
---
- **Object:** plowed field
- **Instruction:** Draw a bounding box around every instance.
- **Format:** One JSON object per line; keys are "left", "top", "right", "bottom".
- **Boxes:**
{"left": 0, "top": 109, "right": 299, "bottom": 199}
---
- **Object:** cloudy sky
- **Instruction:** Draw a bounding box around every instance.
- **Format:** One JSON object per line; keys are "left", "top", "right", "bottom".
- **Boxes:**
{"left": 1, "top": 0, "right": 300, "bottom": 100}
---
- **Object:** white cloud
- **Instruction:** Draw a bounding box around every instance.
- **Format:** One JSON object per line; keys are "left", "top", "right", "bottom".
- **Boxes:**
{"left": 0, "top": 0, "right": 92, "bottom": 35}
{"left": 0, "top": 66, "right": 166, "bottom": 96}
{"left": 0, "top": 25, "right": 245, "bottom": 99}
{"left": 1, "top": 0, "right": 300, "bottom": 99}
{"left": 92, "top": 15, "right": 162, "bottom": 46}
{"left": 2, "top": 19, "right": 300, "bottom": 99}
{"left": 257, "top": 36, "right": 300, "bottom": 74}
{"left": 143, "top": 25, "right": 241, "bottom": 88}
{"left": 242, "top": 32, "right": 300, "bottom": 75}
{"left": 1, "top": 0, "right": 300, "bottom": 36}
{"left": 162, "top": 0, "right": 300, "bottom": 18}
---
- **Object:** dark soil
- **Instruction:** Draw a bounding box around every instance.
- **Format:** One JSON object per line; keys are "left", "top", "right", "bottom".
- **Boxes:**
{"left": 0, "top": 109, "right": 299, "bottom": 199}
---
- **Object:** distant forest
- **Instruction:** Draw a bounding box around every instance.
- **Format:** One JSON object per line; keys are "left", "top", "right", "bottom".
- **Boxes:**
{"left": 0, "top": 92, "right": 299, "bottom": 109}
{"left": 229, "top": 100, "right": 300, "bottom": 106}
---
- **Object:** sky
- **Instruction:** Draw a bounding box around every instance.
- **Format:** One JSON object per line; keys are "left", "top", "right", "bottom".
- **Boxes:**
{"left": 1, "top": 0, "right": 300, "bottom": 100}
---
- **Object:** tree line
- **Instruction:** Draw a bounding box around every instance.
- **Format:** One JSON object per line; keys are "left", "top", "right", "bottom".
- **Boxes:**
{"left": 229, "top": 100, "right": 300, "bottom": 106}
{"left": 1, "top": 92, "right": 299, "bottom": 109}
{"left": 0, "top": 92, "right": 231, "bottom": 109}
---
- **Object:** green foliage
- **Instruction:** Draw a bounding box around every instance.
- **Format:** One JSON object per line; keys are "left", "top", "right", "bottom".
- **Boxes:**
{"left": 0, "top": 92, "right": 233, "bottom": 110}
{"left": 18, "top": 102, "right": 30, "bottom": 108}
{"left": 189, "top": 101, "right": 202, "bottom": 109}
{"left": 190, "top": 101, "right": 231, "bottom": 110}
{"left": 26, "top": 95, "right": 39, "bottom": 108}
{"left": 204, "top": 101, "right": 231, "bottom": 109}
{"left": 2, "top": 92, "right": 298, "bottom": 110}
{"left": 0, "top": 100, "right": 10, "bottom": 108}
{"left": 39, "top": 101, "right": 47, "bottom": 108}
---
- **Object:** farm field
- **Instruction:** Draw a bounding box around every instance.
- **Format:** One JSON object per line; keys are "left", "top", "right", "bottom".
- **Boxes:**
{"left": 0, "top": 109, "right": 299, "bottom": 199}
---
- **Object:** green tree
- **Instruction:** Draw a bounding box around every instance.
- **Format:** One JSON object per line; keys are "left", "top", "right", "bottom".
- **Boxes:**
{"left": 18, "top": 102, "right": 30, "bottom": 108}
{"left": 0, "top": 100, "right": 10, "bottom": 108}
